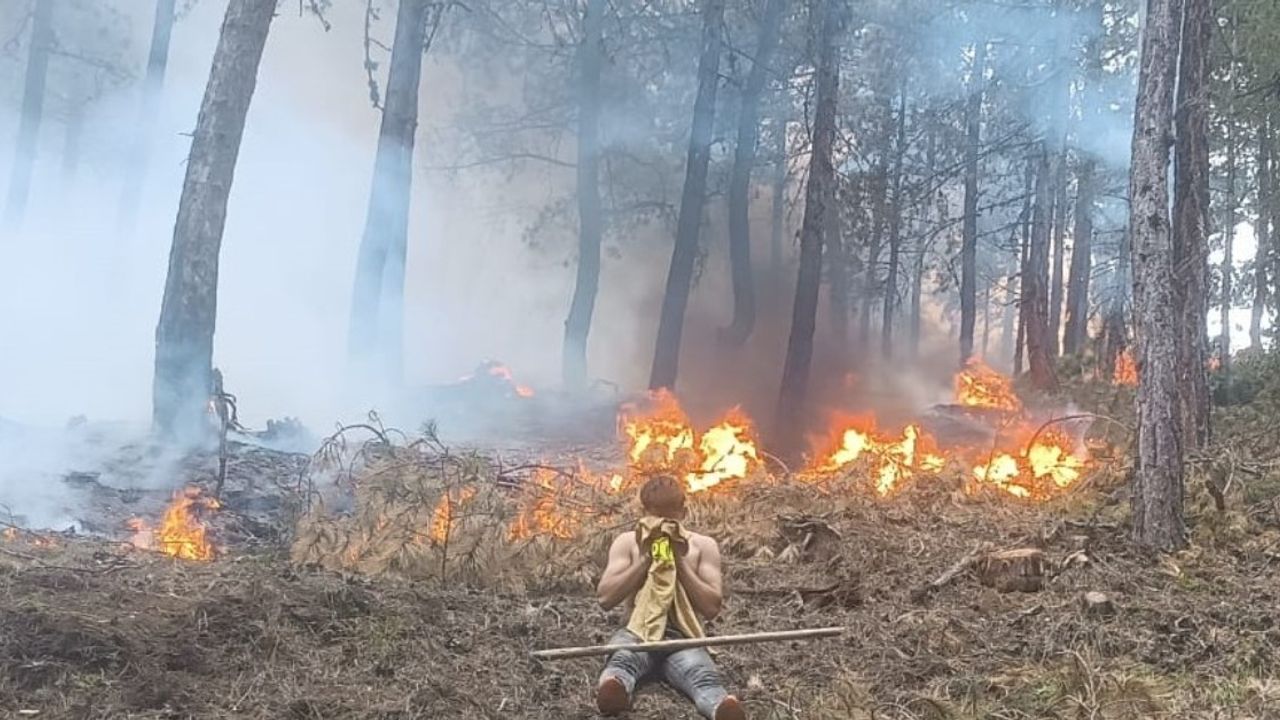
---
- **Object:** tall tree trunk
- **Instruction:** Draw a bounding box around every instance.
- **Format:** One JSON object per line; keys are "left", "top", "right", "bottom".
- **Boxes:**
{"left": 1173, "top": 0, "right": 1212, "bottom": 450}
{"left": 1014, "top": 158, "right": 1034, "bottom": 374}
{"left": 880, "top": 92, "right": 908, "bottom": 360}
{"left": 1127, "top": 0, "right": 1185, "bottom": 552}
{"left": 959, "top": 42, "right": 986, "bottom": 365}
{"left": 723, "top": 0, "right": 786, "bottom": 346}
{"left": 828, "top": 182, "right": 849, "bottom": 351}
{"left": 1256, "top": 116, "right": 1273, "bottom": 348}
{"left": 152, "top": 0, "right": 276, "bottom": 438}
{"left": 1048, "top": 155, "right": 1069, "bottom": 357}
{"left": 649, "top": 0, "right": 725, "bottom": 390}
{"left": 858, "top": 167, "right": 887, "bottom": 347}
{"left": 1063, "top": 157, "right": 1096, "bottom": 356}
{"left": 1101, "top": 226, "right": 1132, "bottom": 377}
{"left": 1024, "top": 144, "right": 1059, "bottom": 391}
{"left": 777, "top": 0, "right": 839, "bottom": 454}
{"left": 346, "top": 0, "right": 430, "bottom": 386}
{"left": 910, "top": 249, "right": 924, "bottom": 359}
{"left": 3, "top": 0, "right": 55, "bottom": 231}
{"left": 981, "top": 283, "right": 992, "bottom": 358}
{"left": 1251, "top": 119, "right": 1269, "bottom": 348}
{"left": 117, "top": 0, "right": 178, "bottom": 235}
{"left": 562, "top": 0, "right": 607, "bottom": 391}
{"left": 1220, "top": 117, "right": 1236, "bottom": 374}
{"left": 770, "top": 115, "right": 787, "bottom": 290}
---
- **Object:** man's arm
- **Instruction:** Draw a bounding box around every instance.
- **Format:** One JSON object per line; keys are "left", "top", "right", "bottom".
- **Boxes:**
{"left": 596, "top": 533, "right": 649, "bottom": 609}
{"left": 676, "top": 537, "right": 724, "bottom": 620}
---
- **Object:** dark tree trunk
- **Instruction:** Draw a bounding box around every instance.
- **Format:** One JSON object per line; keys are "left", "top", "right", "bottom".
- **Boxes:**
{"left": 909, "top": 249, "right": 924, "bottom": 359}
{"left": 649, "top": 0, "right": 725, "bottom": 391}
{"left": 562, "top": 0, "right": 607, "bottom": 391}
{"left": 858, "top": 168, "right": 887, "bottom": 348}
{"left": 1063, "top": 157, "right": 1096, "bottom": 356}
{"left": 1014, "top": 158, "right": 1034, "bottom": 374}
{"left": 152, "top": 0, "right": 276, "bottom": 438}
{"left": 723, "top": 0, "right": 786, "bottom": 346}
{"left": 118, "top": 0, "right": 178, "bottom": 235}
{"left": 1220, "top": 118, "right": 1236, "bottom": 374}
{"left": 981, "top": 283, "right": 991, "bottom": 358}
{"left": 777, "top": 0, "right": 840, "bottom": 454}
{"left": 880, "top": 93, "right": 908, "bottom": 360}
{"left": 769, "top": 115, "right": 787, "bottom": 290}
{"left": 1127, "top": 0, "right": 1185, "bottom": 552}
{"left": 1024, "top": 145, "right": 1059, "bottom": 391}
{"left": 828, "top": 182, "right": 849, "bottom": 351}
{"left": 347, "top": 0, "right": 430, "bottom": 386}
{"left": 1255, "top": 117, "right": 1272, "bottom": 349}
{"left": 3, "top": 0, "right": 55, "bottom": 231}
{"left": 1172, "top": 0, "right": 1212, "bottom": 450}
{"left": 1101, "top": 227, "right": 1132, "bottom": 378}
{"left": 959, "top": 42, "right": 986, "bottom": 365}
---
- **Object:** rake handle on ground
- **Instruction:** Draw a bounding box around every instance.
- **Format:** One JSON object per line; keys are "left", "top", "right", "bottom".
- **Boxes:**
{"left": 530, "top": 626, "right": 846, "bottom": 660}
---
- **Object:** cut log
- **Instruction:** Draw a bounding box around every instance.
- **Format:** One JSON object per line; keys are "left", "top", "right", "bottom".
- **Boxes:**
{"left": 1081, "top": 591, "right": 1115, "bottom": 617}
{"left": 978, "top": 548, "right": 1045, "bottom": 593}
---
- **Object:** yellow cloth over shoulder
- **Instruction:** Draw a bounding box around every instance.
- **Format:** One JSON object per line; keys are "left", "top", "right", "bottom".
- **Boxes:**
{"left": 626, "top": 516, "right": 705, "bottom": 642}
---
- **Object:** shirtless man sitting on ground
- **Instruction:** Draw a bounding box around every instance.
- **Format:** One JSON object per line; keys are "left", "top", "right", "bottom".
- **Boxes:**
{"left": 594, "top": 475, "right": 745, "bottom": 720}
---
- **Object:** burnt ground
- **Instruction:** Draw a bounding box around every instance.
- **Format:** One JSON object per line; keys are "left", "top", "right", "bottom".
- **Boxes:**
{"left": 3, "top": 468, "right": 1280, "bottom": 720}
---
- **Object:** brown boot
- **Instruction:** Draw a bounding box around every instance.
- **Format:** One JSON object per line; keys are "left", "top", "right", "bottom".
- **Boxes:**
{"left": 596, "top": 676, "right": 630, "bottom": 715}
{"left": 714, "top": 696, "right": 746, "bottom": 720}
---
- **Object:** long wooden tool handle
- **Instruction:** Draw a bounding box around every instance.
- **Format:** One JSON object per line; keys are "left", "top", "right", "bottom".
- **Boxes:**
{"left": 530, "top": 626, "right": 846, "bottom": 660}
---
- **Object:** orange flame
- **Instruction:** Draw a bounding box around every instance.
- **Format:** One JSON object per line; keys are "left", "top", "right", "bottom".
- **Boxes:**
{"left": 128, "top": 487, "right": 220, "bottom": 561}
{"left": 619, "top": 390, "right": 760, "bottom": 493}
{"left": 1113, "top": 350, "right": 1138, "bottom": 386}
{"left": 955, "top": 360, "right": 1022, "bottom": 412}
{"left": 429, "top": 487, "right": 477, "bottom": 544}
{"left": 487, "top": 363, "right": 536, "bottom": 398}
{"left": 815, "top": 419, "right": 946, "bottom": 495}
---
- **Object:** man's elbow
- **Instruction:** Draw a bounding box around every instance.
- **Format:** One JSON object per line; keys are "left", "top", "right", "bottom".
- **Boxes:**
{"left": 596, "top": 584, "right": 619, "bottom": 609}
{"left": 700, "top": 597, "right": 723, "bottom": 620}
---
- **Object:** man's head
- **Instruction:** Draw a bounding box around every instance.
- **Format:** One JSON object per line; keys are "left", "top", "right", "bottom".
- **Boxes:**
{"left": 639, "top": 474, "right": 686, "bottom": 519}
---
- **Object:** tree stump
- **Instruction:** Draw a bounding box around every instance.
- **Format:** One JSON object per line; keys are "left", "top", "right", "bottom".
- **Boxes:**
{"left": 1081, "top": 591, "right": 1116, "bottom": 617}
{"left": 978, "top": 548, "right": 1045, "bottom": 592}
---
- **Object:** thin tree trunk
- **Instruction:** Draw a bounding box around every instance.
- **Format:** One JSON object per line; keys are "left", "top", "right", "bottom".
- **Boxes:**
{"left": 347, "top": 0, "right": 430, "bottom": 386}
{"left": 1048, "top": 154, "right": 1069, "bottom": 357}
{"left": 1063, "top": 157, "right": 1096, "bottom": 356}
{"left": 562, "top": 0, "right": 607, "bottom": 390}
{"left": 1127, "top": 0, "right": 1185, "bottom": 552}
{"left": 910, "top": 249, "right": 924, "bottom": 359}
{"left": 650, "top": 0, "right": 725, "bottom": 390}
{"left": 828, "top": 182, "right": 849, "bottom": 351}
{"left": 777, "top": 0, "right": 839, "bottom": 454}
{"left": 981, "top": 283, "right": 991, "bottom": 358}
{"left": 1220, "top": 117, "right": 1236, "bottom": 374}
{"left": 152, "top": 0, "right": 276, "bottom": 437}
{"left": 858, "top": 168, "right": 886, "bottom": 347}
{"left": 1101, "top": 227, "right": 1132, "bottom": 377}
{"left": 117, "top": 0, "right": 178, "bottom": 235}
{"left": 1025, "top": 144, "right": 1059, "bottom": 391}
{"left": 1172, "top": 0, "right": 1212, "bottom": 450}
{"left": 1251, "top": 118, "right": 1269, "bottom": 349}
{"left": 3, "top": 0, "right": 55, "bottom": 231}
{"left": 770, "top": 115, "right": 787, "bottom": 290}
{"left": 1257, "top": 116, "right": 1273, "bottom": 348}
{"left": 880, "top": 92, "right": 908, "bottom": 360}
{"left": 723, "top": 0, "right": 786, "bottom": 346}
{"left": 1014, "top": 158, "right": 1034, "bottom": 374}
{"left": 959, "top": 42, "right": 986, "bottom": 365}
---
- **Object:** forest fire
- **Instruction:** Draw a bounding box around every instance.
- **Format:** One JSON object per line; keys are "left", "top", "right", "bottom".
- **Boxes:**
{"left": 1114, "top": 350, "right": 1138, "bottom": 385}
{"left": 430, "top": 487, "right": 477, "bottom": 544}
{"left": 486, "top": 363, "right": 536, "bottom": 398}
{"left": 810, "top": 364, "right": 1090, "bottom": 499}
{"left": 128, "top": 487, "right": 221, "bottom": 561}
{"left": 619, "top": 390, "right": 761, "bottom": 494}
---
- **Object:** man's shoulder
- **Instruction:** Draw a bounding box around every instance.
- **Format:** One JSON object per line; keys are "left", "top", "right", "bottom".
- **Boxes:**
{"left": 685, "top": 530, "right": 719, "bottom": 550}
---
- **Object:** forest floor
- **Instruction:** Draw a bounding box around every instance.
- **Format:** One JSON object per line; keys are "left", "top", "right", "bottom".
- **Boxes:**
{"left": 5, "top": 365, "right": 1280, "bottom": 719}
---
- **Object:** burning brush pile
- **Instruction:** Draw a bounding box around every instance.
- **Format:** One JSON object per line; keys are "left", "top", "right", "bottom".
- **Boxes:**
{"left": 285, "top": 362, "right": 1100, "bottom": 584}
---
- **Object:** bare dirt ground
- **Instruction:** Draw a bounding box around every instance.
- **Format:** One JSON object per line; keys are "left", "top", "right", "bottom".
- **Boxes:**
{"left": 4, "top": 470, "right": 1280, "bottom": 720}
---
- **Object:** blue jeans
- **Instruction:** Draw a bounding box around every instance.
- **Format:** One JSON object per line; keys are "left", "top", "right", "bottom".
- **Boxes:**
{"left": 599, "top": 627, "right": 730, "bottom": 718}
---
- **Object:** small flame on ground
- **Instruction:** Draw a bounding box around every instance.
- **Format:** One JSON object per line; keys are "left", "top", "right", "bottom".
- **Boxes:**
{"left": 429, "top": 487, "right": 477, "bottom": 544}
{"left": 487, "top": 363, "right": 536, "bottom": 398}
{"left": 128, "top": 487, "right": 220, "bottom": 561}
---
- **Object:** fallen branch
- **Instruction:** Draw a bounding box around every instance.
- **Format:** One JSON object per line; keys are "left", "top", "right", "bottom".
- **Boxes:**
{"left": 910, "top": 542, "right": 991, "bottom": 602}
{"left": 531, "top": 626, "right": 845, "bottom": 660}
